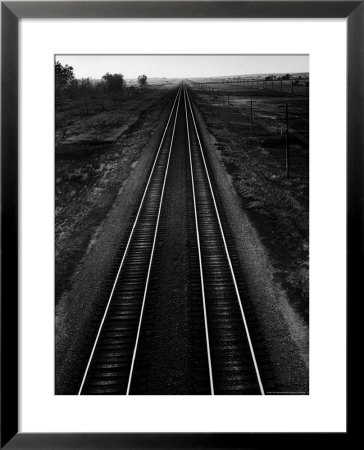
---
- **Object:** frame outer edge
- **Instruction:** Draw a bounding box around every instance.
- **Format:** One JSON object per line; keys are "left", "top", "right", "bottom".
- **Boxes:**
{"left": 1, "top": 2, "right": 19, "bottom": 448}
{"left": 347, "top": 0, "right": 363, "bottom": 430}
{"left": 2, "top": 1, "right": 362, "bottom": 19}
{"left": 0, "top": 0, "right": 359, "bottom": 448}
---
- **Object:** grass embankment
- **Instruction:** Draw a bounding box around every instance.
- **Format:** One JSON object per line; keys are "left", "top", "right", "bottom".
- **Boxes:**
{"left": 191, "top": 84, "right": 309, "bottom": 322}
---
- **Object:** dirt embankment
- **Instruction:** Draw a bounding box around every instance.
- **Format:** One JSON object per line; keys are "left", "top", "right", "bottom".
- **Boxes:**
{"left": 190, "top": 92, "right": 309, "bottom": 394}
{"left": 55, "top": 88, "right": 177, "bottom": 393}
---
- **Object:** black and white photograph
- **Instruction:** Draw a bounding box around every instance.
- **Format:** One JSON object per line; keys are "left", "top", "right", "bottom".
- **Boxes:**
{"left": 55, "top": 54, "right": 309, "bottom": 395}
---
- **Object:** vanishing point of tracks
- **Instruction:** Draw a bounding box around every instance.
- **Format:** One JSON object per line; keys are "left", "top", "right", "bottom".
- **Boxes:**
{"left": 78, "top": 84, "right": 268, "bottom": 395}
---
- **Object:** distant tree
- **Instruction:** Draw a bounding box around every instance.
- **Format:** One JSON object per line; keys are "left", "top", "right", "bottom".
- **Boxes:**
{"left": 138, "top": 74, "right": 148, "bottom": 87}
{"left": 66, "top": 78, "right": 79, "bottom": 98}
{"left": 79, "top": 78, "right": 93, "bottom": 95}
{"left": 102, "top": 73, "right": 124, "bottom": 91}
{"left": 55, "top": 61, "right": 74, "bottom": 96}
{"left": 64, "top": 77, "right": 105, "bottom": 98}
{"left": 282, "top": 73, "right": 291, "bottom": 80}
{"left": 92, "top": 80, "right": 106, "bottom": 93}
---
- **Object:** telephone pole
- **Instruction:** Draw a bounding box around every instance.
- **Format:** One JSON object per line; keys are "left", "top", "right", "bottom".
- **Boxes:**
{"left": 286, "top": 103, "right": 290, "bottom": 179}
{"left": 250, "top": 100, "right": 253, "bottom": 137}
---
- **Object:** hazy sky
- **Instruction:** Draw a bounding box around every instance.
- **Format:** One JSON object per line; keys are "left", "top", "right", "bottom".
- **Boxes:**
{"left": 56, "top": 55, "right": 308, "bottom": 80}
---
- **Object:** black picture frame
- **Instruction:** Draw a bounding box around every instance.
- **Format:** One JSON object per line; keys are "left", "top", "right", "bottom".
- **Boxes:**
{"left": 1, "top": 1, "right": 359, "bottom": 448}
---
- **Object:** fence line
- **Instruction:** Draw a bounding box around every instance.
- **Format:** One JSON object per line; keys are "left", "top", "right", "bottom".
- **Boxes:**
{"left": 56, "top": 84, "right": 161, "bottom": 124}
{"left": 190, "top": 84, "right": 309, "bottom": 179}
{"left": 190, "top": 79, "right": 309, "bottom": 97}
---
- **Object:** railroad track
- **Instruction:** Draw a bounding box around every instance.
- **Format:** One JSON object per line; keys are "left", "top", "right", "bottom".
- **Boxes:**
{"left": 78, "top": 83, "right": 270, "bottom": 395}
{"left": 78, "top": 85, "right": 182, "bottom": 394}
{"left": 184, "top": 87, "right": 265, "bottom": 394}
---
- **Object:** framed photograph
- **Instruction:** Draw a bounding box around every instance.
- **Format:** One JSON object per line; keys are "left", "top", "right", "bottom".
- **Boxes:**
{"left": 1, "top": 1, "right": 358, "bottom": 448}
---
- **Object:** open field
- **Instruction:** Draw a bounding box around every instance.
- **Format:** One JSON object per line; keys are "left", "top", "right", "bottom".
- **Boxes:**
{"left": 55, "top": 80, "right": 176, "bottom": 129}
{"left": 187, "top": 76, "right": 309, "bottom": 322}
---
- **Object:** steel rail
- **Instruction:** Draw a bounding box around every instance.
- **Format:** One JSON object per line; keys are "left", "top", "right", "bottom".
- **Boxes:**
{"left": 125, "top": 87, "right": 182, "bottom": 395}
{"left": 78, "top": 85, "right": 182, "bottom": 395}
{"left": 183, "top": 85, "right": 214, "bottom": 395}
{"left": 185, "top": 87, "right": 265, "bottom": 395}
